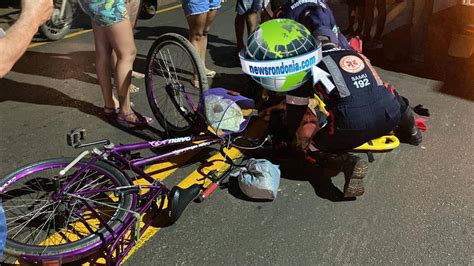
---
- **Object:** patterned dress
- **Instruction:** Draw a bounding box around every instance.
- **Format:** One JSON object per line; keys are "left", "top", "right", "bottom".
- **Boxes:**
{"left": 79, "top": 0, "right": 129, "bottom": 27}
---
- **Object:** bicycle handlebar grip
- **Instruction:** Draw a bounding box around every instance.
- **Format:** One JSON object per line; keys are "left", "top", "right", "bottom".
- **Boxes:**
{"left": 200, "top": 182, "right": 219, "bottom": 201}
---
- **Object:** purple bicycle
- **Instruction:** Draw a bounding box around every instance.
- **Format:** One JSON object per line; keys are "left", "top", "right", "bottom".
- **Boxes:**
{"left": 0, "top": 33, "right": 262, "bottom": 265}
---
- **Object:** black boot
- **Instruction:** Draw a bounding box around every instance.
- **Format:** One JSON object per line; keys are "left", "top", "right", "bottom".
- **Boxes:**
{"left": 396, "top": 107, "right": 422, "bottom": 146}
{"left": 310, "top": 152, "right": 368, "bottom": 198}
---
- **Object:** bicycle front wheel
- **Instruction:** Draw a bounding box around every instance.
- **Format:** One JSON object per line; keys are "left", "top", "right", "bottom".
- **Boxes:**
{"left": 145, "top": 33, "right": 208, "bottom": 136}
{"left": 39, "top": 0, "right": 73, "bottom": 41}
{"left": 0, "top": 158, "right": 134, "bottom": 263}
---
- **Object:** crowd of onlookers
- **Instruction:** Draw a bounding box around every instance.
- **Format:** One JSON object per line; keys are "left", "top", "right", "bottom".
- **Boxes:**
{"left": 1, "top": 0, "right": 394, "bottom": 126}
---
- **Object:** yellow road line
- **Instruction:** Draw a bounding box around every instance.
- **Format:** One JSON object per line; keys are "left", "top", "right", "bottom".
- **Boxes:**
{"left": 81, "top": 152, "right": 197, "bottom": 266}
{"left": 120, "top": 147, "right": 243, "bottom": 264}
{"left": 28, "top": 29, "right": 93, "bottom": 48}
{"left": 157, "top": 4, "right": 182, "bottom": 13}
{"left": 27, "top": 3, "right": 181, "bottom": 49}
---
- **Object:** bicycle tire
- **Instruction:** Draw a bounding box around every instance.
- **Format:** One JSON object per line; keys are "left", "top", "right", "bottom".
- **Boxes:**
{"left": 0, "top": 158, "right": 134, "bottom": 263}
{"left": 145, "top": 33, "right": 208, "bottom": 136}
{"left": 39, "top": 0, "right": 73, "bottom": 41}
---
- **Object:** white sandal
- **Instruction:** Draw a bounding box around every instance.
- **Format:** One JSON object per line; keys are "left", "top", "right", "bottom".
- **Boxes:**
{"left": 132, "top": 71, "right": 145, "bottom": 79}
{"left": 129, "top": 83, "right": 140, "bottom": 93}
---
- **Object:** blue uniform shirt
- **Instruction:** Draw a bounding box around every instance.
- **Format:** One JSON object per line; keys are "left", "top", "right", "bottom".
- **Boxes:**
{"left": 281, "top": 0, "right": 350, "bottom": 49}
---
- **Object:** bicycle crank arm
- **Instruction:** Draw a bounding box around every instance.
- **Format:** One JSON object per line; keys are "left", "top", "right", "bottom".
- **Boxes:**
{"left": 59, "top": 150, "right": 90, "bottom": 176}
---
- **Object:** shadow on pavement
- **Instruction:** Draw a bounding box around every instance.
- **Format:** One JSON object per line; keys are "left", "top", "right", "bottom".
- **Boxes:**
{"left": 134, "top": 25, "right": 234, "bottom": 46}
{"left": 0, "top": 78, "right": 167, "bottom": 141}
{"left": 207, "top": 43, "right": 241, "bottom": 69}
{"left": 0, "top": 78, "right": 100, "bottom": 115}
{"left": 220, "top": 147, "right": 357, "bottom": 202}
{"left": 12, "top": 50, "right": 98, "bottom": 85}
{"left": 279, "top": 157, "right": 355, "bottom": 202}
{"left": 209, "top": 73, "right": 263, "bottom": 99}
{"left": 134, "top": 25, "right": 237, "bottom": 70}
{"left": 0, "top": 9, "right": 19, "bottom": 27}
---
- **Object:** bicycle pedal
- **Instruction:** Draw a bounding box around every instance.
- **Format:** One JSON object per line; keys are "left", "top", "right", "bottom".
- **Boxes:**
{"left": 67, "top": 128, "right": 86, "bottom": 148}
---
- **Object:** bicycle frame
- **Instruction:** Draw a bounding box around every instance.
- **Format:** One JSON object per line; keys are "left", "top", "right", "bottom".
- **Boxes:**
{"left": 19, "top": 134, "right": 223, "bottom": 265}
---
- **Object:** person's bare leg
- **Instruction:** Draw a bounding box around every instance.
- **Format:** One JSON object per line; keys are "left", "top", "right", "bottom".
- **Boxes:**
{"left": 91, "top": 22, "right": 115, "bottom": 112}
{"left": 203, "top": 9, "right": 218, "bottom": 73}
{"left": 260, "top": 9, "right": 271, "bottom": 23}
{"left": 186, "top": 13, "right": 207, "bottom": 84}
{"left": 363, "top": 0, "right": 375, "bottom": 40}
{"left": 355, "top": 2, "right": 365, "bottom": 35}
{"left": 105, "top": 20, "right": 136, "bottom": 116}
{"left": 186, "top": 13, "right": 207, "bottom": 59}
{"left": 374, "top": 0, "right": 386, "bottom": 40}
{"left": 235, "top": 13, "right": 246, "bottom": 52}
{"left": 111, "top": 0, "right": 142, "bottom": 85}
{"left": 127, "top": 0, "right": 140, "bottom": 27}
{"left": 343, "top": 1, "right": 356, "bottom": 34}
{"left": 245, "top": 11, "right": 258, "bottom": 36}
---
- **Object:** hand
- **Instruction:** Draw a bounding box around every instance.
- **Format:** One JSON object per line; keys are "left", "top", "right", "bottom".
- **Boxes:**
{"left": 259, "top": 101, "right": 286, "bottom": 121}
{"left": 21, "top": 0, "right": 53, "bottom": 27}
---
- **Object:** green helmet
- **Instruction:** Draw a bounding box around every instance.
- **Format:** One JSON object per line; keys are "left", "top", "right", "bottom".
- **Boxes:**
{"left": 240, "top": 18, "right": 322, "bottom": 92}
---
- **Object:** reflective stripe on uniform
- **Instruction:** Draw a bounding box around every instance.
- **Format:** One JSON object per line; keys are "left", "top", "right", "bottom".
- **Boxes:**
{"left": 359, "top": 53, "right": 384, "bottom": 86}
{"left": 286, "top": 95, "right": 309, "bottom": 105}
{"left": 322, "top": 56, "right": 351, "bottom": 98}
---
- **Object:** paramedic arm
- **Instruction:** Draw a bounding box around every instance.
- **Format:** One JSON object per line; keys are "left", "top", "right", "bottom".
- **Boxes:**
{"left": 0, "top": 0, "right": 53, "bottom": 78}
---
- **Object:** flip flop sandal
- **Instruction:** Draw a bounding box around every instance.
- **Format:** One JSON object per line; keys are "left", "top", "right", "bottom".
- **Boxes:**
{"left": 132, "top": 71, "right": 145, "bottom": 79}
{"left": 117, "top": 110, "right": 153, "bottom": 128}
{"left": 102, "top": 106, "right": 118, "bottom": 120}
{"left": 206, "top": 69, "right": 217, "bottom": 78}
{"left": 129, "top": 83, "right": 140, "bottom": 93}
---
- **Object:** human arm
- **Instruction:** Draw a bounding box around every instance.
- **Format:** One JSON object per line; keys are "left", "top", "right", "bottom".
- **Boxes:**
{"left": 0, "top": 0, "right": 52, "bottom": 78}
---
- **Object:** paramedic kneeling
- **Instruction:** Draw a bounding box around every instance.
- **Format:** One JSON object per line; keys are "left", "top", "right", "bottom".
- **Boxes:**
{"left": 284, "top": 37, "right": 422, "bottom": 198}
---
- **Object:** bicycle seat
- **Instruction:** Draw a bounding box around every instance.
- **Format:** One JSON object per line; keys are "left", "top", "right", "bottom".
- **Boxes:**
{"left": 199, "top": 88, "right": 255, "bottom": 136}
{"left": 168, "top": 184, "right": 201, "bottom": 223}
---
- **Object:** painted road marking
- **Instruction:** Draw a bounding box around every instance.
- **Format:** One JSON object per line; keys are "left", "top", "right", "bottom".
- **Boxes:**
{"left": 28, "top": 29, "right": 93, "bottom": 48}
{"left": 81, "top": 151, "right": 198, "bottom": 265}
{"left": 120, "top": 146, "right": 243, "bottom": 264}
{"left": 29, "top": 148, "right": 198, "bottom": 266}
{"left": 27, "top": 4, "right": 182, "bottom": 49}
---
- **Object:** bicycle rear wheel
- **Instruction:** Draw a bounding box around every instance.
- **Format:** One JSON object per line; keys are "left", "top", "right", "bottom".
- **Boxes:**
{"left": 0, "top": 158, "right": 134, "bottom": 263}
{"left": 145, "top": 33, "right": 208, "bottom": 136}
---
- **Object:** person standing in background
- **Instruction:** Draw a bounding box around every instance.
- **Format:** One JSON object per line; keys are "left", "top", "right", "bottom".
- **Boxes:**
{"left": 0, "top": 0, "right": 53, "bottom": 78}
{"left": 80, "top": 0, "right": 153, "bottom": 127}
{"left": 234, "top": 0, "right": 263, "bottom": 53}
{"left": 342, "top": 0, "right": 365, "bottom": 37}
{"left": 182, "top": 0, "right": 224, "bottom": 82}
{"left": 363, "top": 0, "right": 386, "bottom": 47}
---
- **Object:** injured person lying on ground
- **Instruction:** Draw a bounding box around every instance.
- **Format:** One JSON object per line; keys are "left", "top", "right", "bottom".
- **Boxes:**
{"left": 239, "top": 19, "right": 423, "bottom": 199}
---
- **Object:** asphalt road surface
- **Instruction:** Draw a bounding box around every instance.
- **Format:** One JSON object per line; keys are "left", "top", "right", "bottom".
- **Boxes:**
{"left": 0, "top": 1, "right": 473, "bottom": 265}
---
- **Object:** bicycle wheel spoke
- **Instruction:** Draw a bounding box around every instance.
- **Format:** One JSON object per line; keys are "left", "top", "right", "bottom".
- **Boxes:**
{"left": 2, "top": 158, "right": 132, "bottom": 258}
{"left": 7, "top": 201, "right": 55, "bottom": 227}
{"left": 25, "top": 203, "right": 60, "bottom": 244}
{"left": 147, "top": 35, "right": 205, "bottom": 134}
